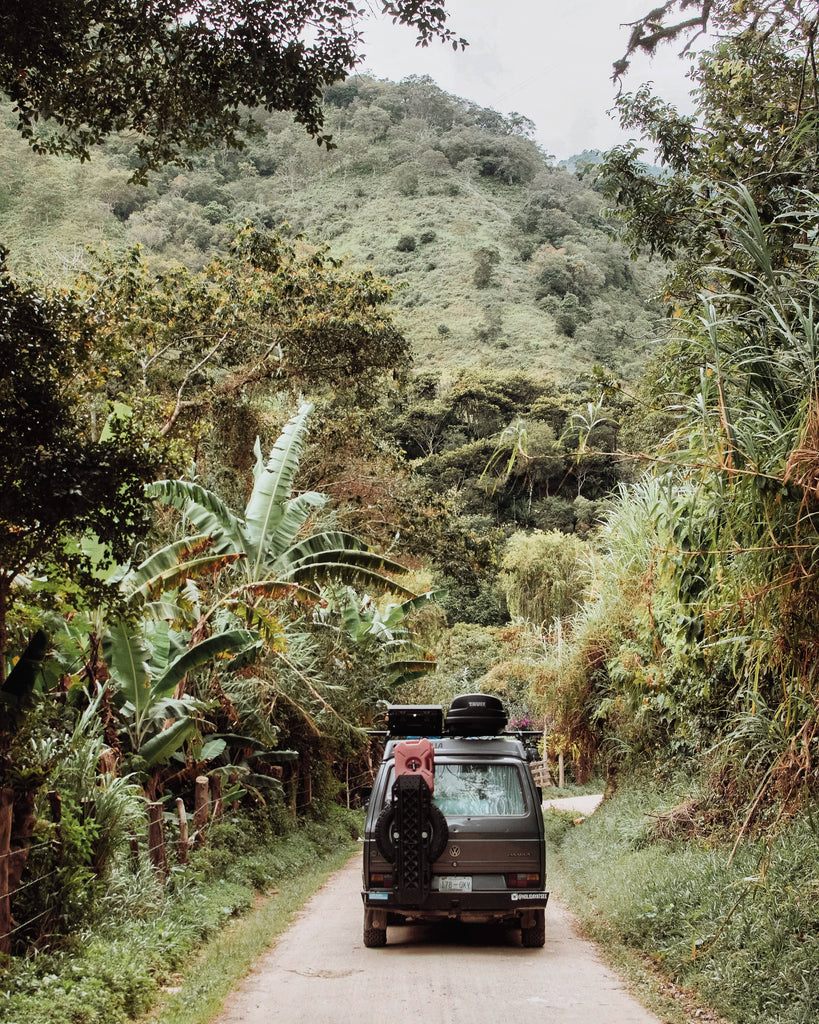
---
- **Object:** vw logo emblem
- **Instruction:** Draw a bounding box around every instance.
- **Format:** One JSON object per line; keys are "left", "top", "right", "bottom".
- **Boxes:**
{"left": 449, "top": 845, "right": 461, "bottom": 858}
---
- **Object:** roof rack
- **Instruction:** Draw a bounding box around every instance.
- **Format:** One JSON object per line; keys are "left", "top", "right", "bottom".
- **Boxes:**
{"left": 370, "top": 694, "right": 543, "bottom": 741}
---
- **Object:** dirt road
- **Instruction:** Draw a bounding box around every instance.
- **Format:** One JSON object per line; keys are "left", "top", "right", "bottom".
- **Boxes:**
{"left": 211, "top": 834, "right": 664, "bottom": 1024}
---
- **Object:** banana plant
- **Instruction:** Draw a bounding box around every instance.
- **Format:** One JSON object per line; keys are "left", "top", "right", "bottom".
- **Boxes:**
{"left": 144, "top": 402, "right": 416, "bottom": 622}
{"left": 102, "top": 617, "right": 258, "bottom": 766}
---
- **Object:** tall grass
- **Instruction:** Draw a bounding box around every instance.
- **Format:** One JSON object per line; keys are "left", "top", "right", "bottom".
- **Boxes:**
{"left": 547, "top": 778, "right": 819, "bottom": 1024}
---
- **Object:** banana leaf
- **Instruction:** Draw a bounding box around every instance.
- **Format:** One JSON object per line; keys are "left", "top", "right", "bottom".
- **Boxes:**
{"left": 245, "top": 402, "right": 313, "bottom": 573}
{"left": 147, "top": 480, "right": 249, "bottom": 558}
{"left": 142, "top": 600, "right": 188, "bottom": 622}
{"left": 153, "top": 629, "right": 259, "bottom": 698}
{"left": 283, "top": 559, "right": 415, "bottom": 597}
{"left": 281, "top": 531, "right": 370, "bottom": 567}
{"left": 103, "top": 621, "right": 151, "bottom": 719}
{"left": 263, "top": 490, "right": 327, "bottom": 564}
{"left": 139, "top": 717, "right": 197, "bottom": 766}
{"left": 129, "top": 534, "right": 212, "bottom": 589}
{"left": 131, "top": 553, "right": 245, "bottom": 601}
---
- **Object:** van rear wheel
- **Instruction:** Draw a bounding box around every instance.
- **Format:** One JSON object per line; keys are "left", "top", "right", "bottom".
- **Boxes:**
{"left": 521, "top": 908, "right": 545, "bottom": 948}
{"left": 363, "top": 909, "right": 387, "bottom": 947}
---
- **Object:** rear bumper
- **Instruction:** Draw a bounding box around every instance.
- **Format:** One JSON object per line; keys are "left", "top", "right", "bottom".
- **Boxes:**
{"left": 362, "top": 888, "right": 549, "bottom": 913}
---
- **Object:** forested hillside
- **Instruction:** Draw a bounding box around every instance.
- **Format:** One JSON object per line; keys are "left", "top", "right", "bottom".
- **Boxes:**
{"left": 0, "top": 75, "right": 662, "bottom": 379}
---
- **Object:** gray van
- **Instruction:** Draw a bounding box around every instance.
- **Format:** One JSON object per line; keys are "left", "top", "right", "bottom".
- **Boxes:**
{"left": 361, "top": 694, "right": 548, "bottom": 947}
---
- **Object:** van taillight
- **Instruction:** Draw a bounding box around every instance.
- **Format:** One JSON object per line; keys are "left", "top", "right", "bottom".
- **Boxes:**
{"left": 506, "top": 872, "right": 540, "bottom": 889}
{"left": 369, "top": 872, "right": 394, "bottom": 887}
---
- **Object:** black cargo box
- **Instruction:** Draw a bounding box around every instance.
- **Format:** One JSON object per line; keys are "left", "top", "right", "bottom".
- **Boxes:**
{"left": 445, "top": 693, "right": 508, "bottom": 736}
{"left": 387, "top": 704, "right": 443, "bottom": 737}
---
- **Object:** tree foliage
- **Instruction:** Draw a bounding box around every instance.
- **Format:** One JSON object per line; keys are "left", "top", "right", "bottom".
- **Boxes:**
{"left": 614, "top": 0, "right": 816, "bottom": 78}
{"left": 75, "top": 225, "right": 409, "bottom": 478}
{"left": 603, "top": 1, "right": 819, "bottom": 299}
{"left": 0, "top": 249, "right": 166, "bottom": 682}
{"left": 0, "top": 0, "right": 465, "bottom": 178}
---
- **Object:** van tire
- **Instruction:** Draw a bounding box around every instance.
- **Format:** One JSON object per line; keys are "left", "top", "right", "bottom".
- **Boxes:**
{"left": 374, "top": 803, "right": 448, "bottom": 863}
{"left": 521, "top": 908, "right": 546, "bottom": 948}
{"left": 363, "top": 909, "right": 387, "bottom": 947}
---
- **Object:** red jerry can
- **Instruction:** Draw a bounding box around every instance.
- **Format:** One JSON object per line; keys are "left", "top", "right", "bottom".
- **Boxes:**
{"left": 394, "top": 737, "right": 435, "bottom": 794}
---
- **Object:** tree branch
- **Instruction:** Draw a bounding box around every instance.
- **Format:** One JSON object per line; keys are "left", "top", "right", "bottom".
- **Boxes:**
{"left": 159, "top": 334, "right": 228, "bottom": 435}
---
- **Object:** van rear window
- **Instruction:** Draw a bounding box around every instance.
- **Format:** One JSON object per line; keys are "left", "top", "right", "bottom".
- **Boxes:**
{"left": 382, "top": 762, "right": 527, "bottom": 816}
{"left": 433, "top": 763, "right": 526, "bottom": 816}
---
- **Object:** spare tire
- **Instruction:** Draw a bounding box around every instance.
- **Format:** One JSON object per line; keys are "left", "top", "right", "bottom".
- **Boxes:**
{"left": 374, "top": 802, "right": 448, "bottom": 863}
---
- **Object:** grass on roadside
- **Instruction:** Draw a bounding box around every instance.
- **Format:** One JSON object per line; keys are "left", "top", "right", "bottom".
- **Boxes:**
{"left": 0, "top": 805, "right": 363, "bottom": 1024}
{"left": 544, "top": 776, "right": 819, "bottom": 1024}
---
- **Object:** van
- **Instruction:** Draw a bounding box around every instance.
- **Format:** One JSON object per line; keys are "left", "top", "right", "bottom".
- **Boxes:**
{"left": 361, "top": 694, "right": 548, "bottom": 947}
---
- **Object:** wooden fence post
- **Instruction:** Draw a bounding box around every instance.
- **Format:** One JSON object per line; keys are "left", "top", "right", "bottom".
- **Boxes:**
{"left": 0, "top": 788, "right": 13, "bottom": 958}
{"left": 8, "top": 789, "right": 35, "bottom": 895}
{"left": 558, "top": 751, "right": 565, "bottom": 789}
{"left": 176, "top": 798, "right": 189, "bottom": 864}
{"left": 147, "top": 802, "right": 167, "bottom": 878}
{"left": 228, "top": 773, "right": 239, "bottom": 811}
{"left": 193, "top": 775, "right": 209, "bottom": 845}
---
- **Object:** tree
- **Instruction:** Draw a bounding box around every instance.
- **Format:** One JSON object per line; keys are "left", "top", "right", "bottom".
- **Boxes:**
{"left": 614, "top": 1, "right": 817, "bottom": 78}
{"left": 0, "top": 0, "right": 465, "bottom": 179}
{"left": 0, "top": 249, "right": 164, "bottom": 684}
{"left": 82, "top": 227, "right": 410, "bottom": 438}
{"left": 602, "top": 1, "right": 819, "bottom": 298}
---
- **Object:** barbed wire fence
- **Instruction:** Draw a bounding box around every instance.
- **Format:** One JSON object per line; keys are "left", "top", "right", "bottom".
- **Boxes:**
{"left": 0, "top": 773, "right": 229, "bottom": 958}
{"left": 1, "top": 752, "right": 373, "bottom": 957}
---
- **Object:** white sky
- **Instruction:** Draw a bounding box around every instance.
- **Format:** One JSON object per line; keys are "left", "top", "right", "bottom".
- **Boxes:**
{"left": 358, "top": 0, "right": 698, "bottom": 160}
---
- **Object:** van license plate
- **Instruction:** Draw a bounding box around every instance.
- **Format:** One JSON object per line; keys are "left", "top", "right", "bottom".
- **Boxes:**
{"left": 440, "top": 876, "right": 472, "bottom": 892}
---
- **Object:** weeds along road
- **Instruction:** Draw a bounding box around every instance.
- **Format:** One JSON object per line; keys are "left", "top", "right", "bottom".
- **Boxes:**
{"left": 211, "top": 832, "right": 663, "bottom": 1024}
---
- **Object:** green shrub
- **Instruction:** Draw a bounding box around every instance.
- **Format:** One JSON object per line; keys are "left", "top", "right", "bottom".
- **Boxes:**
{"left": 1, "top": 806, "right": 361, "bottom": 1024}
{"left": 395, "top": 234, "right": 416, "bottom": 252}
{"left": 550, "top": 777, "right": 819, "bottom": 1024}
